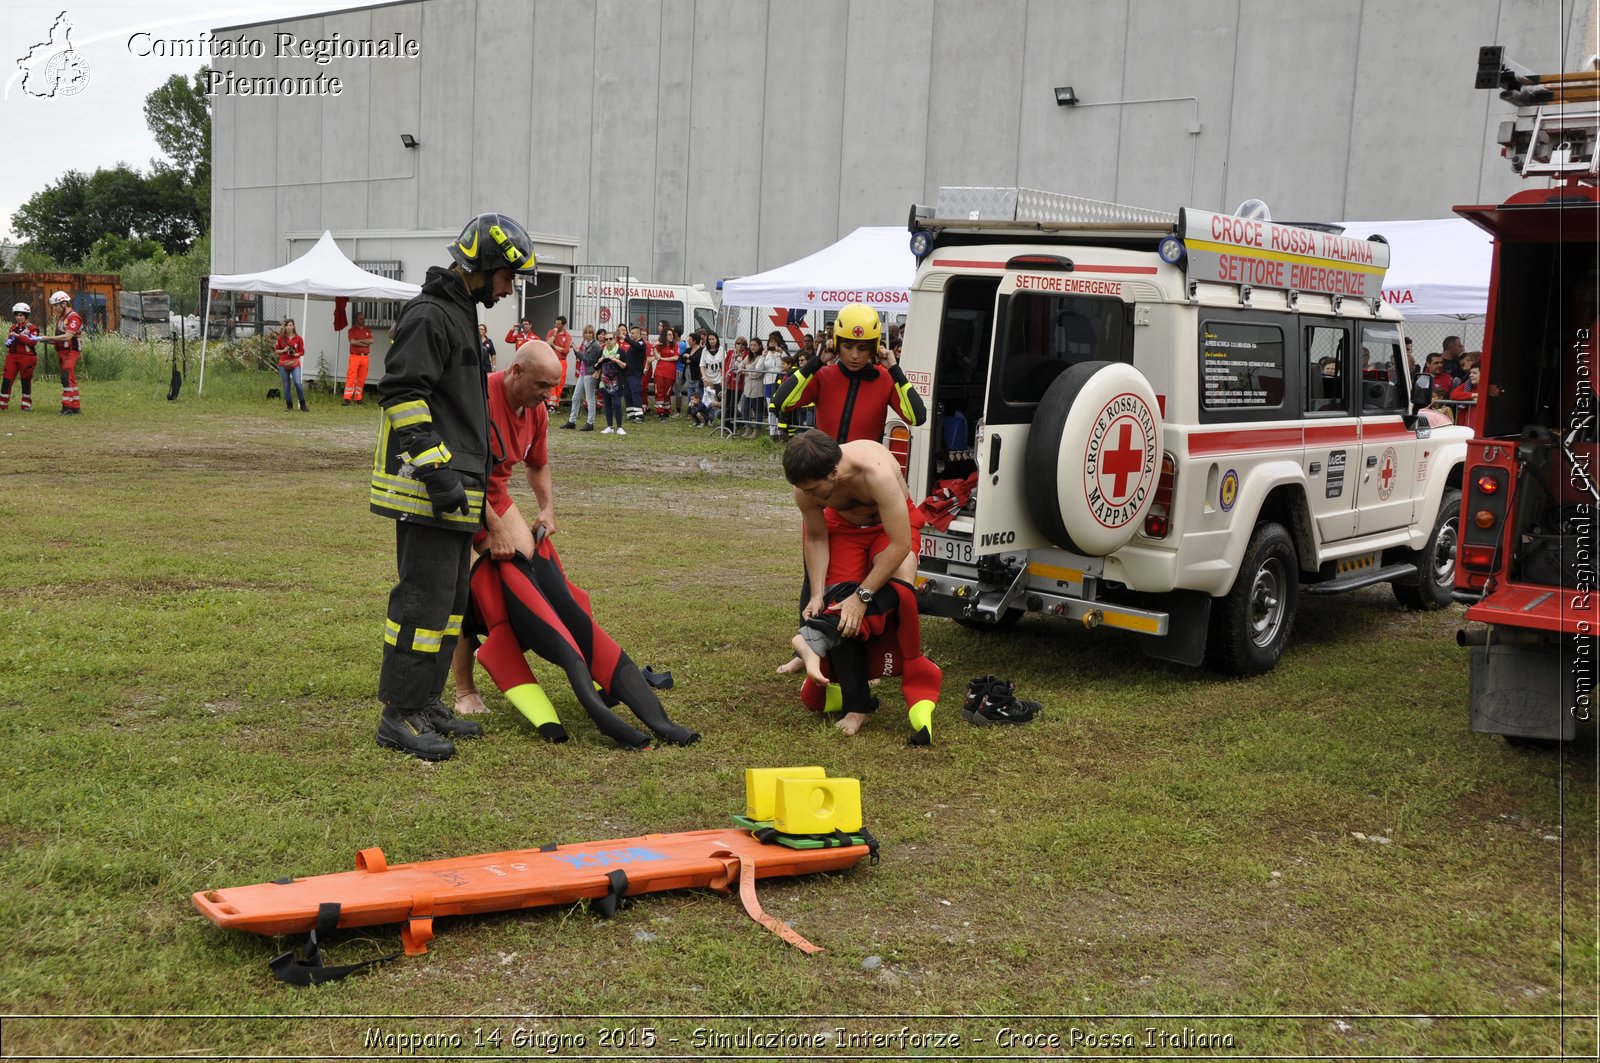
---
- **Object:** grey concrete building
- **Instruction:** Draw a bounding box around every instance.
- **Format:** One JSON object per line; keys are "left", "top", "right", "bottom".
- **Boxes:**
{"left": 209, "top": 0, "right": 1592, "bottom": 374}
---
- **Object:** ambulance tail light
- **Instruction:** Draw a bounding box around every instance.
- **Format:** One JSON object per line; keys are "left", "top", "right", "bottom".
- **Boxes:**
{"left": 1461, "top": 544, "right": 1499, "bottom": 572}
{"left": 1142, "top": 453, "right": 1177, "bottom": 540}
{"left": 887, "top": 422, "right": 912, "bottom": 482}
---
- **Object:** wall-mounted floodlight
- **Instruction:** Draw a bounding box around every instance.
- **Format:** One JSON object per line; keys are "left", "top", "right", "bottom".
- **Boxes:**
{"left": 1054, "top": 86, "right": 1078, "bottom": 107}
{"left": 400, "top": 133, "right": 419, "bottom": 149}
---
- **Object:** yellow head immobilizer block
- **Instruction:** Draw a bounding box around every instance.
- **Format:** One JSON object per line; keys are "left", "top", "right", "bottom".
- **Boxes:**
{"left": 774, "top": 775, "right": 862, "bottom": 835}
{"left": 745, "top": 766, "right": 826, "bottom": 821}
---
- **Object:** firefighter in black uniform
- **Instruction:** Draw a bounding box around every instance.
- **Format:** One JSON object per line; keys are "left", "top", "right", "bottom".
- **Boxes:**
{"left": 371, "top": 213, "right": 539, "bottom": 760}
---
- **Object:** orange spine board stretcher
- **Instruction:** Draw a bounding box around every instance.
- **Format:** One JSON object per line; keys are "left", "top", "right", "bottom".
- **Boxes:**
{"left": 194, "top": 827, "right": 870, "bottom": 957}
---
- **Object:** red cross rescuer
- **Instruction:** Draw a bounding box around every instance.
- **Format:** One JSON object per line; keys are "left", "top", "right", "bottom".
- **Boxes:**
{"left": 368, "top": 212, "right": 539, "bottom": 762}
{"left": 772, "top": 302, "right": 925, "bottom": 444}
{"left": 35, "top": 290, "right": 83, "bottom": 414}
{"left": 1, "top": 302, "right": 41, "bottom": 412}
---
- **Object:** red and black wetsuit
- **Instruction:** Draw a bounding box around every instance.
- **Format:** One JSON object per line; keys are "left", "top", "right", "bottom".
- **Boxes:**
{"left": 773, "top": 357, "right": 926, "bottom": 442}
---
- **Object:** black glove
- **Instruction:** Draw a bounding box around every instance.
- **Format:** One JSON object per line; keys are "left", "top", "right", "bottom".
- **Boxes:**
{"left": 417, "top": 465, "right": 470, "bottom": 517}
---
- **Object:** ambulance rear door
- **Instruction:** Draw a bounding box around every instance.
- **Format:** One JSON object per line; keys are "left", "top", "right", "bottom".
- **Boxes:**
{"left": 970, "top": 266, "right": 1137, "bottom": 556}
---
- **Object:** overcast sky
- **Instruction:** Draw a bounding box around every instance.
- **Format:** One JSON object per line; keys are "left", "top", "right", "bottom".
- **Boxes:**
{"left": 1, "top": 0, "right": 356, "bottom": 245}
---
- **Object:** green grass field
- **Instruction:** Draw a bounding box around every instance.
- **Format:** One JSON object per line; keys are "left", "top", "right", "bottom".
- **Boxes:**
{"left": 1, "top": 360, "right": 1595, "bottom": 1059}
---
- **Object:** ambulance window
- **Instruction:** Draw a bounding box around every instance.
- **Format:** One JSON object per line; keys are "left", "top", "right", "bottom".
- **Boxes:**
{"left": 930, "top": 276, "right": 999, "bottom": 462}
{"left": 1200, "top": 319, "right": 1286, "bottom": 417}
{"left": 694, "top": 307, "right": 717, "bottom": 334}
{"left": 995, "top": 293, "right": 1130, "bottom": 408}
{"left": 630, "top": 299, "right": 683, "bottom": 333}
{"left": 1305, "top": 324, "right": 1348, "bottom": 413}
{"left": 1358, "top": 323, "right": 1406, "bottom": 413}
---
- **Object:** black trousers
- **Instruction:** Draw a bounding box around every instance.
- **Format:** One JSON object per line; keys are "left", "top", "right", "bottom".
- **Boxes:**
{"left": 378, "top": 520, "right": 472, "bottom": 711}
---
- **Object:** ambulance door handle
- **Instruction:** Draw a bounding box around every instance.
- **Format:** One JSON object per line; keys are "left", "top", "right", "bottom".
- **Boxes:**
{"left": 988, "top": 434, "right": 1003, "bottom": 476}
{"left": 1366, "top": 455, "right": 1378, "bottom": 467}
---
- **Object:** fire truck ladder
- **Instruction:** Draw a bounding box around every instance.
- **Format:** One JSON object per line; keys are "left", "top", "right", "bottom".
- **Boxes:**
{"left": 1477, "top": 46, "right": 1600, "bottom": 179}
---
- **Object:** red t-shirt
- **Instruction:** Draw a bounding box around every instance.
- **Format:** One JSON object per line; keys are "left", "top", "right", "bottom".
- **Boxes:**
{"left": 547, "top": 327, "right": 572, "bottom": 359}
{"left": 275, "top": 333, "right": 305, "bottom": 368}
{"left": 348, "top": 325, "right": 373, "bottom": 357}
{"left": 505, "top": 328, "right": 537, "bottom": 348}
{"left": 485, "top": 368, "right": 550, "bottom": 516}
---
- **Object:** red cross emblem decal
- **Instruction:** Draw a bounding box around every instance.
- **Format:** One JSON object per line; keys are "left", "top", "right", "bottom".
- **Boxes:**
{"left": 1101, "top": 422, "right": 1145, "bottom": 502}
{"left": 1377, "top": 447, "right": 1397, "bottom": 501}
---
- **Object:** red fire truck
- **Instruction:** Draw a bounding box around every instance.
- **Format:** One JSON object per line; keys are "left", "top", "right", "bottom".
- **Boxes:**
{"left": 1455, "top": 47, "right": 1600, "bottom": 742}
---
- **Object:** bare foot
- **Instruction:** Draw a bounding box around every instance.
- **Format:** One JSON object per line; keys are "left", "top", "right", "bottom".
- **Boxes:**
{"left": 835, "top": 712, "right": 868, "bottom": 736}
{"left": 775, "top": 653, "right": 805, "bottom": 675}
{"left": 790, "top": 633, "right": 830, "bottom": 686}
{"left": 454, "top": 691, "right": 489, "bottom": 715}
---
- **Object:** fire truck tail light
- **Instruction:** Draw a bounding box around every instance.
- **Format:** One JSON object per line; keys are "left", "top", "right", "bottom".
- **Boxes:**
{"left": 1475, "top": 474, "right": 1500, "bottom": 495}
{"left": 1462, "top": 545, "right": 1498, "bottom": 571}
{"left": 1474, "top": 509, "right": 1497, "bottom": 529}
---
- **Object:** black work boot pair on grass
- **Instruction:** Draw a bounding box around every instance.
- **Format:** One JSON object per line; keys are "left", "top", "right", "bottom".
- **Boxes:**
{"left": 961, "top": 675, "right": 1042, "bottom": 726}
{"left": 376, "top": 701, "right": 484, "bottom": 761}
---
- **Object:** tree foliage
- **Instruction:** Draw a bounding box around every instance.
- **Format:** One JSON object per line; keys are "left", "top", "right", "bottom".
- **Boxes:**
{"left": 9, "top": 68, "right": 211, "bottom": 266}
{"left": 11, "top": 164, "right": 203, "bottom": 263}
{"left": 144, "top": 68, "right": 211, "bottom": 182}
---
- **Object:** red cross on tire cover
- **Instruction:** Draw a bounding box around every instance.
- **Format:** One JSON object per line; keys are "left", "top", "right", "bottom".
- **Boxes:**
{"left": 1023, "top": 360, "right": 1163, "bottom": 557}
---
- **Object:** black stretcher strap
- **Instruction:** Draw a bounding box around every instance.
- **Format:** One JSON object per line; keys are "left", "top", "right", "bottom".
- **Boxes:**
{"left": 268, "top": 903, "right": 401, "bottom": 987}
{"left": 592, "top": 869, "right": 629, "bottom": 919}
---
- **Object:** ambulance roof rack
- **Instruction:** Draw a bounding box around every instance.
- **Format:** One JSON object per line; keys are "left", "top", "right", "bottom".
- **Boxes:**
{"left": 912, "top": 186, "right": 1177, "bottom": 232}
{"left": 1477, "top": 45, "right": 1600, "bottom": 180}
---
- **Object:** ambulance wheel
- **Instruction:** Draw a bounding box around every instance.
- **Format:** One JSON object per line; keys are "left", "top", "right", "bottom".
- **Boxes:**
{"left": 956, "top": 609, "right": 1024, "bottom": 632}
{"left": 1393, "top": 488, "right": 1460, "bottom": 611}
{"left": 1205, "top": 522, "right": 1298, "bottom": 676}
{"left": 1023, "top": 361, "right": 1163, "bottom": 557}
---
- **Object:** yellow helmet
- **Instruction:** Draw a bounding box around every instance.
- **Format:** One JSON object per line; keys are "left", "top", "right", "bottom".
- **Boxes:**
{"left": 833, "top": 303, "right": 881, "bottom": 346}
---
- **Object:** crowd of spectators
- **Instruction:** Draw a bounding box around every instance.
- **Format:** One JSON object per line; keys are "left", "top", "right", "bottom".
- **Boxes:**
{"left": 1412, "top": 334, "right": 1480, "bottom": 422}
{"left": 502, "top": 319, "right": 883, "bottom": 441}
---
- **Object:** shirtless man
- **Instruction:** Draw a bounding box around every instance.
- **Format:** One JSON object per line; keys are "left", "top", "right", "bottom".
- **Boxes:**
{"left": 782, "top": 429, "right": 930, "bottom": 737}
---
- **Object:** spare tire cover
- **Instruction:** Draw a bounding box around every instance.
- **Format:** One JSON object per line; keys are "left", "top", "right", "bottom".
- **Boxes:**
{"left": 1023, "top": 360, "right": 1163, "bottom": 556}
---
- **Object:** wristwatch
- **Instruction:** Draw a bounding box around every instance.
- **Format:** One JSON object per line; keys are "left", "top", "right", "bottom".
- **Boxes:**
{"left": 855, "top": 586, "right": 874, "bottom": 604}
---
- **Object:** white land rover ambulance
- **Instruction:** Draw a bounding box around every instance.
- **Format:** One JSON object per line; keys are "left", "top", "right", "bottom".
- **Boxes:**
{"left": 902, "top": 187, "right": 1468, "bottom": 675}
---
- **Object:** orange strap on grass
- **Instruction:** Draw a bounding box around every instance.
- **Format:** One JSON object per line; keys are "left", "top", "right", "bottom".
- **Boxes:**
{"left": 709, "top": 850, "right": 822, "bottom": 955}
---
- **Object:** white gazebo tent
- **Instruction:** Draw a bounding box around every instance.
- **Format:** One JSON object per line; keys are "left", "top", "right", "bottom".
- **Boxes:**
{"left": 198, "top": 231, "right": 422, "bottom": 395}
{"left": 1338, "top": 218, "right": 1492, "bottom": 322}
{"left": 719, "top": 226, "right": 915, "bottom": 314}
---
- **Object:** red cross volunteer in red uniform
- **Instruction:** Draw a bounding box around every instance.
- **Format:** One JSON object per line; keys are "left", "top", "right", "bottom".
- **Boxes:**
{"left": 38, "top": 290, "right": 83, "bottom": 414}
{"left": 344, "top": 311, "right": 374, "bottom": 405}
{"left": 545, "top": 316, "right": 572, "bottom": 413}
{"left": 2, "top": 302, "right": 40, "bottom": 412}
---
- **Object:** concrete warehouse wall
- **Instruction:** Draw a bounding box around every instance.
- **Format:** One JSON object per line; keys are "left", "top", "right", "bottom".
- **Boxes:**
{"left": 211, "top": 0, "right": 1593, "bottom": 287}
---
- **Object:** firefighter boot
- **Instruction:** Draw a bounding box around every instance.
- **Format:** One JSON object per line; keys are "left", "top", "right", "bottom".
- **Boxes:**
{"left": 376, "top": 708, "right": 456, "bottom": 761}
{"left": 424, "top": 699, "right": 484, "bottom": 739}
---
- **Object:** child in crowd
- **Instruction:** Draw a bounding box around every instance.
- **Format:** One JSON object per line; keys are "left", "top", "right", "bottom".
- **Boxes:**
{"left": 689, "top": 381, "right": 721, "bottom": 427}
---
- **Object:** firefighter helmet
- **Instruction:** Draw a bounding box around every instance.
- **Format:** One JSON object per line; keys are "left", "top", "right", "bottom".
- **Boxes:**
{"left": 833, "top": 303, "right": 881, "bottom": 345}
{"left": 448, "top": 214, "right": 538, "bottom": 278}
{"left": 49, "top": 290, "right": 70, "bottom": 306}
{"left": 11, "top": 302, "right": 29, "bottom": 315}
